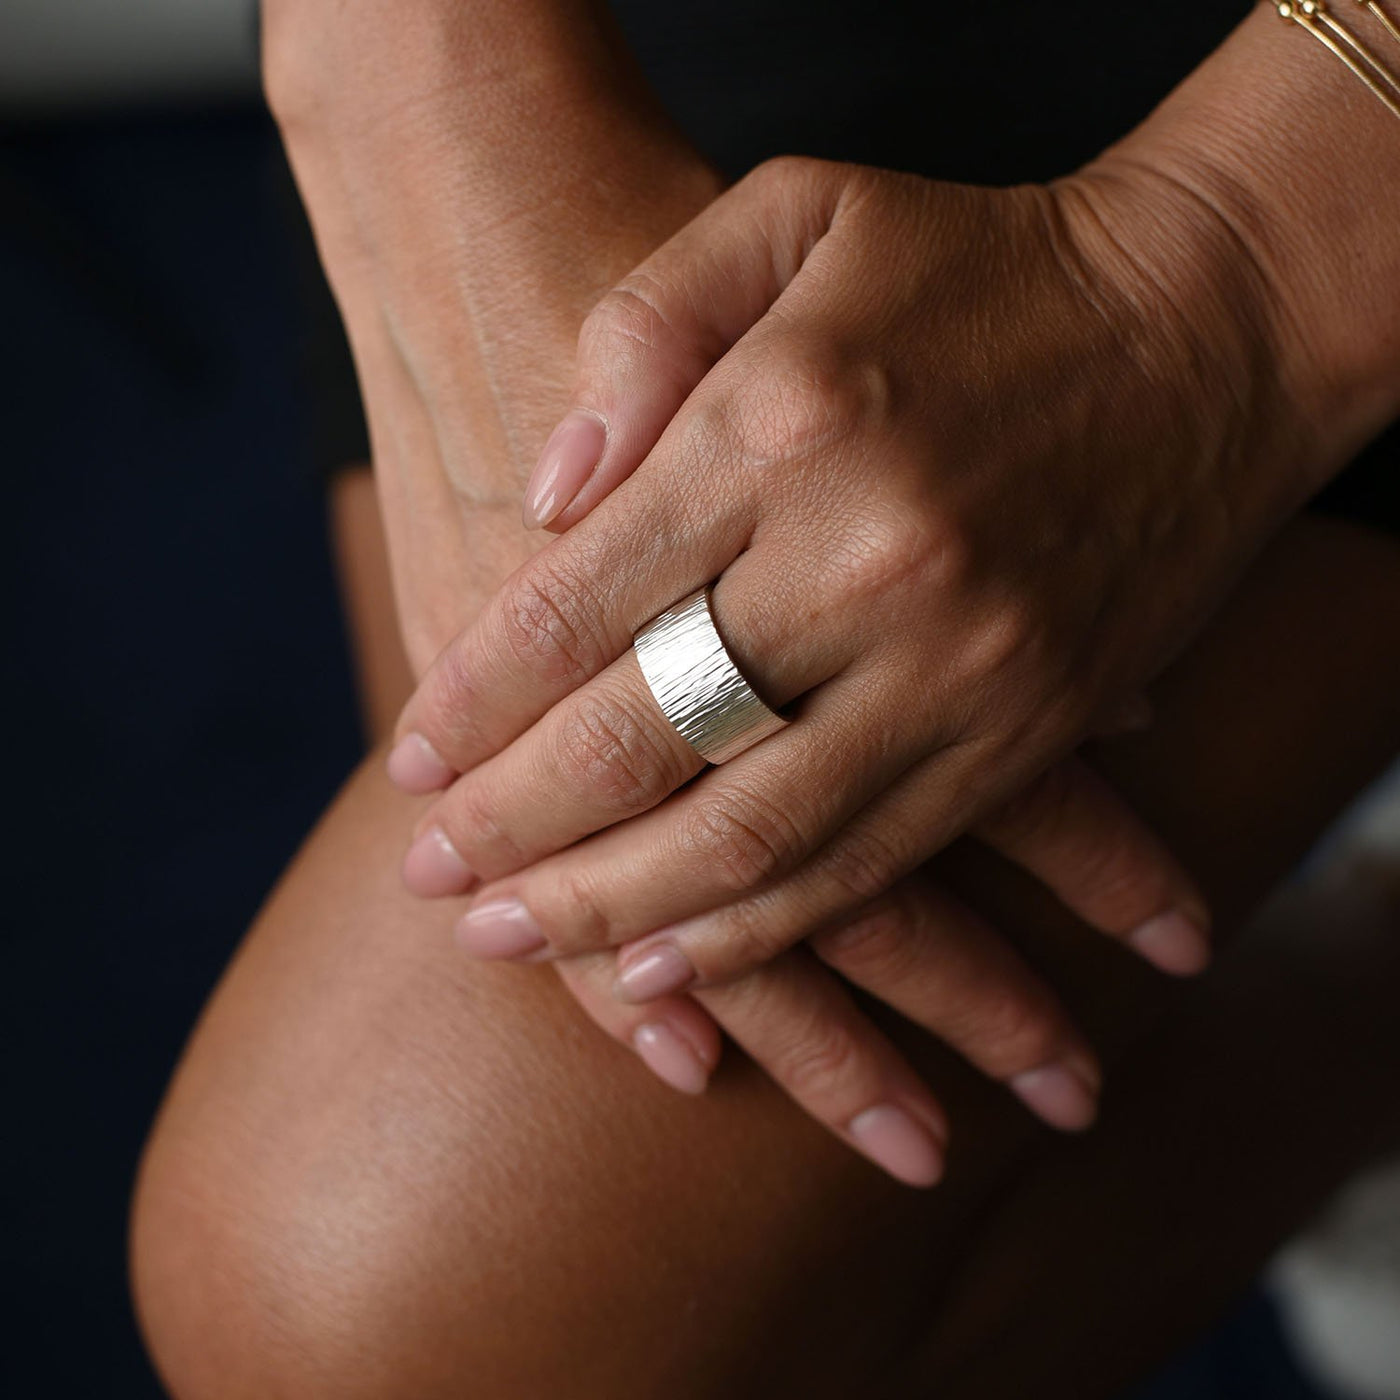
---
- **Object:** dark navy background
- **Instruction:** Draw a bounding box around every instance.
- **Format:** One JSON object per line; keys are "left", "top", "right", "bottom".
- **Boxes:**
{"left": 4, "top": 107, "right": 361, "bottom": 1395}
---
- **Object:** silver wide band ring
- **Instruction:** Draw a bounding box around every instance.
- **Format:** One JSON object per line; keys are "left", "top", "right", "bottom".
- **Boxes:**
{"left": 633, "top": 587, "right": 789, "bottom": 765}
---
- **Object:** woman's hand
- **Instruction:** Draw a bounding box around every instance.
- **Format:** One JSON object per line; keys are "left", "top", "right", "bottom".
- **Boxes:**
{"left": 389, "top": 151, "right": 1302, "bottom": 1000}
{"left": 269, "top": 0, "right": 1291, "bottom": 1184}
{"left": 542, "top": 748, "right": 1218, "bottom": 1184}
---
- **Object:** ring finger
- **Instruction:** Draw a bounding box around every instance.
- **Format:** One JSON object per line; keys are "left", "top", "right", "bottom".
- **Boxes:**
{"left": 400, "top": 553, "right": 895, "bottom": 896}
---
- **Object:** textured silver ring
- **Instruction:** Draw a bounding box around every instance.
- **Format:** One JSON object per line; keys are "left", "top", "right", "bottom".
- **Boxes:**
{"left": 633, "top": 586, "right": 789, "bottom": 764}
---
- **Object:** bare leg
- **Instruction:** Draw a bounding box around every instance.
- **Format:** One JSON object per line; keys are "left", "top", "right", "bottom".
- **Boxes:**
{"left": 129, "top": 512, "right": 1400, "bottom": 1400}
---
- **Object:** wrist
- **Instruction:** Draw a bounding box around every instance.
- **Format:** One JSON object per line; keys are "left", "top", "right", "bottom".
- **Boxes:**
{"left": 1096, "top": 3, "right": 1400, "bottom": 493}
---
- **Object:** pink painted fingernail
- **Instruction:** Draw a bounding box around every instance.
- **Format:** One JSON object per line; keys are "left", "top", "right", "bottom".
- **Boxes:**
{"left": 387, "top": 733, "right": 454, "bottom": 794}
{"left": 401, "top": 825, "right": 475, "bottom": 898}
{"left": 848, "top": 1105, "right": 946, "bottom": 1188}
{"left": 1130, "top": 910, "right": 1211, "bottom": 976}
{"left": 1010, "top": 1060, "right": 1099, "bottom": 1132}
{"left": 523, "top": 410, "right": 607, "bottom": 529}
{"left": 455, "top": 897, "right": 546, "bottom": 959}
{"left": 613, "top": 944, "right": 695, "bottom": 1003}
{"left": 633, "top": 1022, "right": 711, "bottom": 1095}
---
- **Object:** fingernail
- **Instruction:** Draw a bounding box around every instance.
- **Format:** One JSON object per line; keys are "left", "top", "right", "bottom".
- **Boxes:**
{"left": 387, "top": 733, "right": 454, "bottom": 794}
{"left": 523, "top": 410, "right": 607, "bottom": 528}
{"left": 1130, "top": 910, "right": 1212, "bottom": 976}
{"left": 1010, "top": 1060, "right": 1099, "bottom": 1132}
{"left": 848, "top": 1105, "right": 946, "bottom": 1188}
{"left": 633, "top": 1022, "right": 711, "bottom": 1095}
{"left": 454, "top": 897, "right": 546, "bottom": 959}
{"left": 401, "top": 825, "right": 475, "bottom": 897}
{"left": 613, "top": 944, "right": 695, "bottom": 1003}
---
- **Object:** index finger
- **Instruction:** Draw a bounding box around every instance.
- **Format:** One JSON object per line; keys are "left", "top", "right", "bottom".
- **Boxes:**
{"left": 387, "top": 464, "right": 753, "bottom": 789}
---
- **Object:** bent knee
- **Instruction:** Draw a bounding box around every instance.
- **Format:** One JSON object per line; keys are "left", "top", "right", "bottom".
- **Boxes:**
{"left": 128, "top": 999, "right": 929, "bottom": 1400}
{"left": 130, "top": 1106, "right": 412, "bottom": 1400}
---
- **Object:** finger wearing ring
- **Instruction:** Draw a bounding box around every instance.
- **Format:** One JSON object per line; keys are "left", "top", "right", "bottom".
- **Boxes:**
{"left": 400, "top": 567, "right": 840, "bottom": 899}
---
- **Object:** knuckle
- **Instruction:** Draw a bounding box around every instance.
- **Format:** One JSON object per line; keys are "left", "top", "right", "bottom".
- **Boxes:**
{"left": 443, "top": 783, "right": 528, "bottom": 871}
{"left": 550, "top": 869, "right": 613, "bottom": 953}
{"left": 420, "top": 639, "right": 488, "bottom": 755}
{"left": 774, "top": 1018, "right": 865, "bottom": 1104}
{"left": 818, "top": 829, "right": 903, "bottom": 905}
{"left": 681, "top": 790, "right": 805, "bottom": 894}
{"left": 750, "top": 152, "right": 823, "bottom": 198}
{"left": 962, "top": 987, "right": 1063, "bottom": 1078}
{"left": 982, "top": 762, "right": 1078, "bottom": 848}
{"left": 555, "top": 696, "right": 686, "bottom": 813}
{"left": 705, "top": 901, "right": 796, "bottom": 975}
{"left": 741, "top": 336, "right": 891, "bottom": 464}
{"left": 492, "top": 560, "right": 606, "bottom": 687}
{"left": 1067, "top": 835, "right": 1173, "bottom": 923}
{"left": 957, "top": 593, "right": 1052, "bottom": 697}
{"left": 820, "top": 500, "right": 945, "bottom": 607}
{"left": 961, "top": 595, "right": 1048, "bottom": 682}
{"left": 581, "top": 276, "right": 677, "bottom": 362}
{"left": 746, "top": 153, "right": 842, "bottom": 202}
{"left": 812, "top": 898, "right": 920, "bottom": 979}
{"left": 749, "top": 153, "right": 813, "bottom": 188}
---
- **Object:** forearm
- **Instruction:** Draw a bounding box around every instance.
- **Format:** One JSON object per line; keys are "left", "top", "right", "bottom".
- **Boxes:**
{"left": 264, "top": 0, "right": 713, "bottom": 500}
{"left": 264, "top": 0, "right": 717, "bottom": 665}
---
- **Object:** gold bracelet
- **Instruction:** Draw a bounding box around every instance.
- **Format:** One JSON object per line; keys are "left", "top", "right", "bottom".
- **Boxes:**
{"left": 1274, "top": 0, "right": 1400, "bottom": 118}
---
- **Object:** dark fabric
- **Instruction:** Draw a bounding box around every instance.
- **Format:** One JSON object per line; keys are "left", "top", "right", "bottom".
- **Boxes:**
{"left": 298, "top": 0, "right": 1396, "bottom": 530}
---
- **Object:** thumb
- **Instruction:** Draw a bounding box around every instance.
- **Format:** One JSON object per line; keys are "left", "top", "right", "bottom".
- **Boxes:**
{"left": 522, "top": 156, "right": 844, "bottom": 532}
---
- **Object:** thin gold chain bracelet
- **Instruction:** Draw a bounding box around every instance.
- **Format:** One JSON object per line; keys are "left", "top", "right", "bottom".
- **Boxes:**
{"left": 1274, "top": 0, "right": 1400, "bottom": 118}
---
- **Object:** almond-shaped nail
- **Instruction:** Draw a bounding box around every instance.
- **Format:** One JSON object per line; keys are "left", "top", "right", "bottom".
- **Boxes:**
{"left": 613, "top": 944, "right": 695, "bottom": 1003}
{"left": 386, "top": 733, "right": 454, "bottom": 794}
{"left": 633, "top": 1022, "right": 710, "bottom": 1095}
{"left": 523, "top": 410, "right": 607, "bottom": 529}
{"left": 848, "top": 1105, "right": 946, "bottom": 1188}
{"left": 1129, "top": 910, "right": 1211, "bottom": 977}
{"left": 454, "top": 897, "right": 546, "bottom": 959}
{"left": 402, "top": 825, "right": 476, "bottom": 898}
{"left": 1010, "top": 1060, "right": 1099, "bottom": 1132}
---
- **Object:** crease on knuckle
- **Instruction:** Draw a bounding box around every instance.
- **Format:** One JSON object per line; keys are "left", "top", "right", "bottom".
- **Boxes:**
{"left": 494, "top": 562, "right": 604, "bottom": 687}
{"left": 742, "top": 338, "right": 890, "bottom": 465}
{"left": 550, "top": 869, "right": 612, "bottom": 954}
{"left": 987, "top": 765, "right": 1171, "bottom": 919}
{"left": 774, "top": 1015, "right": 866, "bottom": 1105}
{"left": 582, "top": 276, "right": 683, "bottom": 363}
{"left": 420, "top": 641, "right": 488, "bottom": 754}
{"left": 1060, "top": 831, "right": 1172, "bottom": 924}
{"left": 812, "top": 898, "right": 920, "bottom": 980}
{"left": 818, "top": 828, "right": 903, "bottom": 906}
{"left": 556, "top": 698, "right": 684, "bottom": 813}
{"left": 981, "top": 763, "right": 1078, "bottom": 850}
{"left": 446, "top": 784, "right": 528, "bottom": 869}
{"left": 749, "top": 153, "right": 816, "bottom": 190}
{"left": 682, "top": 790, "right": 805, "bottom": 894}
{"left": 957, "top": 987, "right": 1062, "bottom": 1080}
{"left": 818, "top": 499, "right": 947, "bottom": 609}
{"left": 689, "top": 904, "right": 776, "bottom": 988}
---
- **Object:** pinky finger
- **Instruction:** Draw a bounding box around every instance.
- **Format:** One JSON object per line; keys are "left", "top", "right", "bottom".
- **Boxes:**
{"left": 974, "top": 756, "right": 1213, "bottom": 976}
{"left": 554, "top": 952, "right": 722, "bottom": 1096}
{"left": 695, "top": 954, "right": 950, "bottom": 1188}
